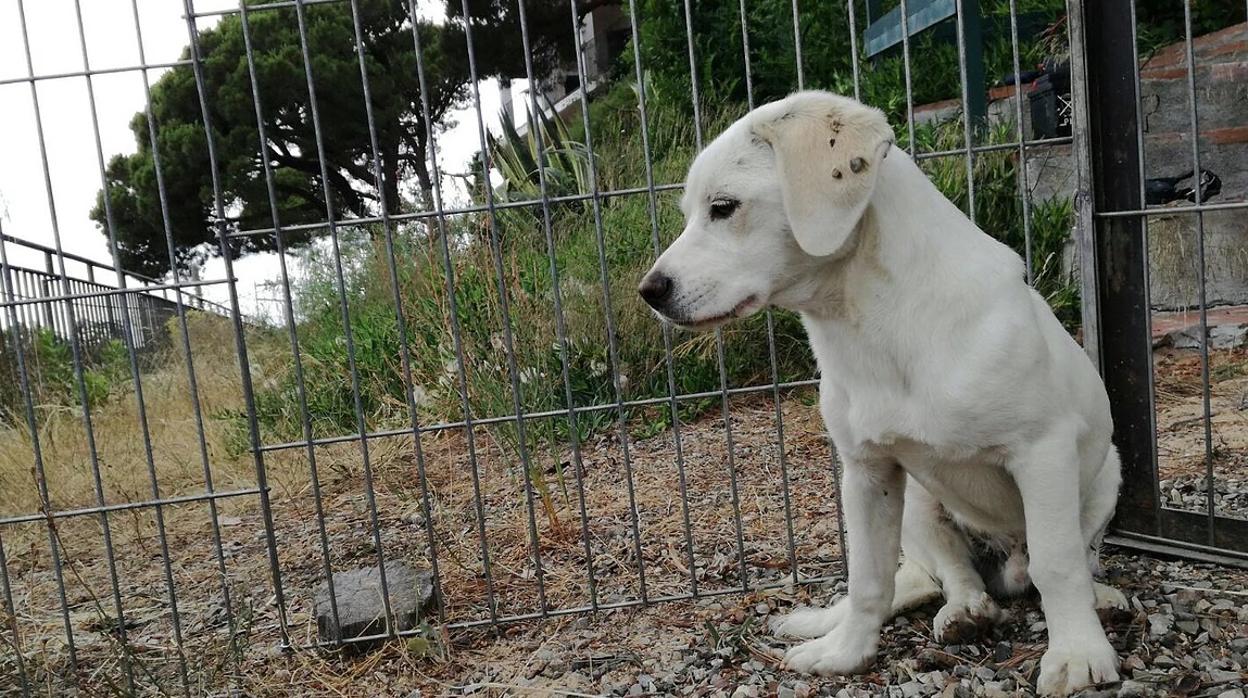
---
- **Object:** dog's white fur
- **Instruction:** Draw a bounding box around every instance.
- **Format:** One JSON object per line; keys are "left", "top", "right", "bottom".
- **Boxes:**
{"left": 641, "top": 92, "right": 1126, "bottom": 696}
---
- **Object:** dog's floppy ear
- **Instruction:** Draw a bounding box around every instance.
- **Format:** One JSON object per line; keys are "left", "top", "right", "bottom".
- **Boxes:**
{"left": 751, "top": 93, "right": 894, "bottom": 257}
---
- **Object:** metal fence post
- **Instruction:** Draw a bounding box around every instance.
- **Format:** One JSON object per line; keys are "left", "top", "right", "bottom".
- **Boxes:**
{"left": 1066, "top": 0, "right": 1158, "bottom": 536}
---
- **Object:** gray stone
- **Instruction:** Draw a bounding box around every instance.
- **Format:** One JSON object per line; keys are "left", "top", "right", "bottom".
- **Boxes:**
{"left": 1148, "top": 612, "right": 1174, "bottom": 638}
{"left": 314, "top": 561, "right": 435, "bottom": 645}
{"left": 1176, "top": 618, "right": 1201, "bottom": 635}
{"left": 899, "top": 681, "right": 924, "bottom": 698}
{"left": 1217, "top": 690, "right": 1246, "bottom": 698}
{"left": 1168, "top": 323, "right": 1248, "bottom": 351}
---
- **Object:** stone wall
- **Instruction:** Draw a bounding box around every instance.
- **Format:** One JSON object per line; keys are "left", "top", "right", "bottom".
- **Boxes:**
{"left": 926, "top": 23, "right": 1248, "bottom": 311}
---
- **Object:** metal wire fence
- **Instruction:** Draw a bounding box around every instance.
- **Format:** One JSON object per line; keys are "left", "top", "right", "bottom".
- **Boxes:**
{"left": 0, "top": 0, "right": 1245, "bottom": 694}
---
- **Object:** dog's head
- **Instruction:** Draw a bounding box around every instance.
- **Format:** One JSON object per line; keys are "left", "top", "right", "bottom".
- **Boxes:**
{"left": 639, "top": 91, "right": 894, "bottom": 330}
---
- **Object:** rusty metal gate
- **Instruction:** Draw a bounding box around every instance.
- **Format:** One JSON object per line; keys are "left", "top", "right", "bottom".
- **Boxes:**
{"left": 1068, "top": 2, "right": 1248, "bottom": 565}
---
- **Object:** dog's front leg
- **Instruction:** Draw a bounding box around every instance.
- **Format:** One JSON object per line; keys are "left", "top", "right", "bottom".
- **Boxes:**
{"left": 1010, "top": 429, "right": 1119, "bottom": 696}
{"left": 782, "top": 457, "right": 904, "bottom": 676}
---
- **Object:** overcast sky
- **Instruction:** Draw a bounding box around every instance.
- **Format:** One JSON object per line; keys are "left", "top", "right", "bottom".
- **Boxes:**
{"left": 0, "top": 0, "right": 516, "bottom": 322}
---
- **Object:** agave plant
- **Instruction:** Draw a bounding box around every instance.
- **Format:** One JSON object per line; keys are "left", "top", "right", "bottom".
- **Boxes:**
{"left": 489, "top": 95, "right": 594, "bottom": 203}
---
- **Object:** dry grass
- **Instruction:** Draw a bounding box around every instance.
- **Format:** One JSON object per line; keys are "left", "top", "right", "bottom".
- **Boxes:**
{"left": 1, "top": 324, "right": 843, "bottom": 696}
{"left": 1153, "top": 345, "right": 1248, "bottom": 518}
{"left": 5, "top": 314, "right": 1247, "bottom": 695}
{"left": 0, "top": 313, "right": 272, "bottom": 526}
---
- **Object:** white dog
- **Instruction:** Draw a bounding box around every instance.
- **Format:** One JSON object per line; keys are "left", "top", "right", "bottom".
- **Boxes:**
{"left": 639, "top": 91, "right": 1128, "bottom": 696}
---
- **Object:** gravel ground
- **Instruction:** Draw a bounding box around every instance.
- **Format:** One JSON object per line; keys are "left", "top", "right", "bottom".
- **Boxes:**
{"left": 428, "top": 551, "right": 1248, "bottom": 698}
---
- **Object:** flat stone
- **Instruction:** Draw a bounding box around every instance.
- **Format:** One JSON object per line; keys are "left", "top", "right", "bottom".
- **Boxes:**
{"left": 1148, "top": 613, "right": 1174, "bottom": 637}
{"left": 314, "top": 561, "right": 435, "bottom": 645}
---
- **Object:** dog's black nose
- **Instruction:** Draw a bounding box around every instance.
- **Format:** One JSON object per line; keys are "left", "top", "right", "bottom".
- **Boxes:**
{"left": 638, "top": 273, "right": 673, "bottom": 309}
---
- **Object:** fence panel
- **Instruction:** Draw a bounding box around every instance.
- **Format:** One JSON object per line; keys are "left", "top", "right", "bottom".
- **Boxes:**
{"left": 1, "top": 0, "right": 1245, "bottom": 694}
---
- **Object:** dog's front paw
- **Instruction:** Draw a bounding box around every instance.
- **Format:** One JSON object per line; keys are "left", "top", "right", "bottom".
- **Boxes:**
{"left": 933, "top": 591, "right": 1003, "bottom": 643}
{"left": 1036, "top": 636, "right": 1119, "bottom": 696}
{"left": 771, "top": 598, "right": 849, "bottom": 638}
{"left": 781, "top": 624, "right": 878, "bottom": 676}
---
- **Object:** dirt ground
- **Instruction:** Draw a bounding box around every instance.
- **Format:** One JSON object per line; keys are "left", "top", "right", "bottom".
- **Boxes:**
{"left": 1153, "top": 346, "right": 1248, "bottom": 518}
{"left": 3, "top": 347, "right": 1248, "bottom": 696}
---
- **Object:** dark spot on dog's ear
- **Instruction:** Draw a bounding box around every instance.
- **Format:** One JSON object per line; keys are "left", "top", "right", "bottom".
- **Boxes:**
{"left": 882, "top": 140, "right": 893, "bottom": 159}
{"left": 830, "top": 119, "right": 843, "bottom": 133}
{"left": 828, "top": 137, "right": 836, "bottom": 149}
{"left": 850, "top": 157, "right": 867, "bottom": 173}
{"left": 832, "top": 168, "right": 843, "bottom": 179}
{"left": 736, "top": 157, "right": 747, "bottom": 166}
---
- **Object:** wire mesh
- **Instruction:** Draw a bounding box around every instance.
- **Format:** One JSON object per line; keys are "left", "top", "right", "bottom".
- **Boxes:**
{"left": 0, "top": 0, "right": 1245, "bottom": 693}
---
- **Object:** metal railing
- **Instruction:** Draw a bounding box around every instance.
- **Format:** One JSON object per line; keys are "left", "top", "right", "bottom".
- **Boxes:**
{"left": 0, "top": 233, "right": 228, "bottom": 351}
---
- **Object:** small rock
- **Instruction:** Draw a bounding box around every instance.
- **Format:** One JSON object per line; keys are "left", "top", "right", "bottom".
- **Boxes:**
{"left": 314, "top": 561, "right": 435, "bottom": 646}
{"left": 1208, "top": 668, "right": 1243, "bottom": 683}
{"left": 1148, "top": 613, "right": 1174, "bottom": 638}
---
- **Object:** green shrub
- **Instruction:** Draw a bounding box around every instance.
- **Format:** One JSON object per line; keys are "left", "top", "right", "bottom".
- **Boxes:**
{"left": 0, "top": 328, "right": 134, "bottom": 422}
{"left": 252, "top": 79, "right": 1077, "bottom": 454}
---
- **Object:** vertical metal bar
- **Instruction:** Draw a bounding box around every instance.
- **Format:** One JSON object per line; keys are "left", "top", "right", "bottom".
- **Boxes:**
{"left": 771, "top": 0, "right": 804, "bottom": 584}
{"left": 1180, "top": 0, "right": 1216, "bottom": 542}
{"left": 235, "top": 0, "right": 342, "bottom": 636}
{"left": 0, "top": 530, "right": 32, "bottom": 697}
{"left": 0, "top": 231, "right": 79, "bottom": 682}
{"left": 402, "top": 0, "right": 500, "bottom": 623}
{"left": 39, "top": 279, "right": 54, "bottom": 332}
{"left": 554, "top": 3, "right": 651, "bottom": 603}
{"left": 288, "top": 0, "right": 396, "bottom": 634}
{"left": 789, "top": 0, "right": 804, "bottom": 89}
{"left": 1067, "top": 0, "right": 1100, "bottom": 368}
{"left": 844, "top": 0, "right": 862, "bottom": 101}
{"left": 69, "top": 3, "right": 191, "bottom": 690}
{"left": 13, "top": 1, "right": 144, "bottom": 686}
{"left": 737, "top": 0, "right": 754, "bottom": 107}
{"left": 343, "top": 0, "right": 447, "bottom": 618}
{"left": 181, "top": 0, "right": 291, "bottom": 646}
{"left": 953, "top": 0, "right": 979, "bottom": 221}
{"left": 129, "top": 0, "right": 240, "bottom": 661}
{"left": 1005, "top": 0, "right": 1034, "bottom": 283}
{"left": 525, "top": 0, "right": 598, "bottom": 609}
{"left": 1127, "top": 1, "right": 1161, "bottom": 533}
{"left": 1068, "top": 0, "right": 1158, "bottom": 536}
{"left": 730, "top": 0, "right": 758, "bottom": 591}
{"left": 898, "top": 0, "right": 917, "bottom": 154}
{"left": 679, "top": 0, "right": 719, "bottom": 594}
{"left": 456, "top": 0, "right": 548, "bottom": 613}
{"left": 626, "top": 0, "right": 696, "bottom": 596}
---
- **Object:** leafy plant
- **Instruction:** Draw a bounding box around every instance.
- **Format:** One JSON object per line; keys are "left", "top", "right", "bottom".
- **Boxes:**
{"left": 489, "top": 97, "right": 594, "bottom": 203}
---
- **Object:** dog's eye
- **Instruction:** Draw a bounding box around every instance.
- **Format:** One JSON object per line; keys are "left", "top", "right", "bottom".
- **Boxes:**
{"left": 709, "top": 198, "right": 739, "bottom": 221}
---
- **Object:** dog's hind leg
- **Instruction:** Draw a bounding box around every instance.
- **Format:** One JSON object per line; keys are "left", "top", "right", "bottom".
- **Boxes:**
{"left": 902, "top": 480, "right": 1003, "bottom": 643}
{"left": 771, "top": 558, "right": 940, "bottom": 639}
